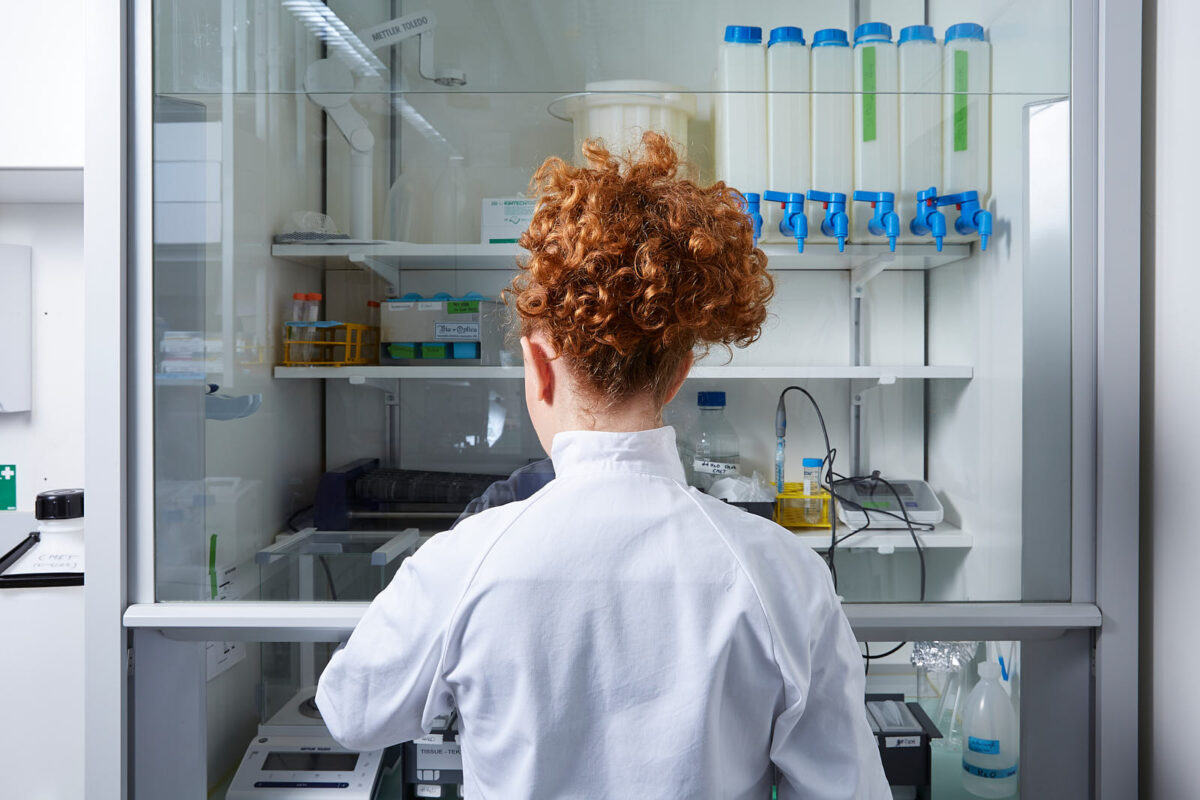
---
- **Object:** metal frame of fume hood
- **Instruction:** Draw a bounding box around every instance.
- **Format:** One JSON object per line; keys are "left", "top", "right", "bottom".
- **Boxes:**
{"left": 80, "top": 1, "right": 1142, "bottom": 798}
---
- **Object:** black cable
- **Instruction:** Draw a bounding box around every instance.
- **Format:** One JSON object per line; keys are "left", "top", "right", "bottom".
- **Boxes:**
{"left": 776, "top": 388, "right": 929, "bottom": 602}
{"left": 776, "top": 387, "right": 838, "bottom": 585}
{"left": 286, "top": 504, "right": 314, "bottom": 533}
{"left": 864, "top": 641, "right": 870, "bottom": 675}
{"left": 865, "top": 642, "right": 908, "bottom": 660}
{"left": 318, "top": 554, "right": 339, "bottom": 601}
{"left": 285, "top": 505, "right": 337, "bottom": 599}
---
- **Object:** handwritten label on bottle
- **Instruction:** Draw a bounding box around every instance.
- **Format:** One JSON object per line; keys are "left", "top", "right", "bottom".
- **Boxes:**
{"left": 693, "top": 459, "right": 739, "bottom": 476}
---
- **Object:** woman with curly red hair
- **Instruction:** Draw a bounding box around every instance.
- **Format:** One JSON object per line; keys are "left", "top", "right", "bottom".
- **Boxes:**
{"left": 318, "top": 133, "right": 889, "bottom": 799}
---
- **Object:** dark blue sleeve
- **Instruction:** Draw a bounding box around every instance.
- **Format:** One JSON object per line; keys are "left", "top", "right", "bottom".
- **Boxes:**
{"left": 451, "top": 458, "right": 556, "bottom": 527}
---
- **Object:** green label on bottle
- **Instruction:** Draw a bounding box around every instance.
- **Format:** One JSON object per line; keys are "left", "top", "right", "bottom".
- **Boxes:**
{"left": 954, "top": 50, "right": 969, "bottom": 152}
{"left": 862, "top": 46, "right": 877, "bottom": 143}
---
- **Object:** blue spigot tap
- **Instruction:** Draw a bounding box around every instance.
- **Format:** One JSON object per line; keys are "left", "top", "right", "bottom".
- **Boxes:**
{"left": 852, "top": 190, "right": 900, "bottom": 251}
{"left": 762, "top": 190, "right": 808, "bottom": 253}
{"left": 909, "top": 186, "right": 947, "bottom": 251}
{"left": 807, "top": 190, "right": 849, "bottom": 252}
{"left": 936, "top": 190, "right": 993, "bottom": 251}
{"left": 741, "top": 192, "right": 763, "bottom": 247}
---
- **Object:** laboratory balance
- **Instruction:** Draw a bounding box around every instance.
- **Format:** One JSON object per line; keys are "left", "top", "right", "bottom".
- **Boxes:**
{"left": 227, "top": 687, "right": 399, "bottom": 800}
{"left": 835, "top": 478, "right": 944, "bottom": 529}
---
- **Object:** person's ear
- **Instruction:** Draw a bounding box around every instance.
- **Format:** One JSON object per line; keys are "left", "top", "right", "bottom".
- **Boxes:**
{"left": 520, "top": 335, "right": 555, "bottom": 406}
{"left": 661, "top": 351, "right": 694, "bottom": 406}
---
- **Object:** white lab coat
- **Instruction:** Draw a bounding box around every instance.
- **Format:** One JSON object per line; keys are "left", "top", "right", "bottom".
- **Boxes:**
{"left": 317, "top": 427, "right": 890, "bottom": 799}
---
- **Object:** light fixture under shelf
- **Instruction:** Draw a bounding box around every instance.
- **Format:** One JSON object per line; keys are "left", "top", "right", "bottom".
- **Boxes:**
{"left": 270, "top": 240, "right": 972, "bottom": 277}
{"left": 273, "top": 364, "right": 973, "bottom": 381}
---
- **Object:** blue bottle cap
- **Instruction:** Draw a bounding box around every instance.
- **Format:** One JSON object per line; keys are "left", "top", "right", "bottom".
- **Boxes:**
{"left": 853, "top": 22, "right": 892, "bottom": 44}
{"left": 697, "top": 391, "right": 726, "bottom": 407}
{"left": 724, "top": 25, "right": 763, "bottom": 44}
{"left": 811, "top": 28, "right": 849, "bottom": 48}
{"left": 768, "top": 26, "right": 805, "bottom": 47}
{"left": 898, "top": 25, "right": 936, "bottom": 45}
{"left": 801, "top": 457, "right": 824, "bottom": 468}
{"left": 945, "top": 23, "right": 985, "bottom": 44}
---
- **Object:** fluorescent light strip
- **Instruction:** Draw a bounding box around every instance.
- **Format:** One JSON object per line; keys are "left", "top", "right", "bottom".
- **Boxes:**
{"left": 282, "top": 0, "right": 387, "bottom": 77}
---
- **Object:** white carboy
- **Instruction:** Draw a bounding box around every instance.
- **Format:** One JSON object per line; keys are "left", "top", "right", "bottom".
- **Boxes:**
{"left": 898, "top": 25, "right": 943, "bottom": 243}
{"left": 10, "top": 488, "right": 85, "bottom": 574}
{"left": 851, "top": 22, "right": 899, "bottom": 244}
{"left": 715, "top": 25, "right": 767, "bottom": 197}
{"left": 808, "top": 28, "right": 852, "bottom": 243}
{"left": 765, "top": 26, "right": 809, "bottom": 243}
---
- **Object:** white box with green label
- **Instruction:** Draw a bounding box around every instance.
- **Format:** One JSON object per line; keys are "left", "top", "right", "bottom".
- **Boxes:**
{"left": 380, "top": 298, "right": 517, "bottom": 366}
{"left": 480, "top": 197, "right": 536, "bottom": 244}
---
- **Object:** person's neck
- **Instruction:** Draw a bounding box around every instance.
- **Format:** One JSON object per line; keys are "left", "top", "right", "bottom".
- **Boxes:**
{"left": 559, "top": 399, "right": 663, "bottom": 434}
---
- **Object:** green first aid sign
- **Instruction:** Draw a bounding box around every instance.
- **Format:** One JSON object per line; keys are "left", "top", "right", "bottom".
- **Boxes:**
{"left": 0, "top": 465, "right": 15, "bottom": 510}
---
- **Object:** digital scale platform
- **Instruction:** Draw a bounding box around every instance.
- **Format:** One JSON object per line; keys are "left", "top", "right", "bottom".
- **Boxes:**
{"left": 227, "top": 688, "right": 399, "bottom": 800}
{"left": 835, "top": 478, "right": 945, "bottom": 529}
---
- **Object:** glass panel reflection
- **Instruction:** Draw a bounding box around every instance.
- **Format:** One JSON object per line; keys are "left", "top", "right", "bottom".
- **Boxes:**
{"left": 151, "top": 0, "right": 1073, "bottom": 604}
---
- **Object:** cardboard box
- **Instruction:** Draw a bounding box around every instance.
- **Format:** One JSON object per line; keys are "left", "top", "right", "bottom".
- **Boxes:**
{"left": 380, "top": 297, "right": 518, "bottom": 366}
{"left": 480, "top": 197, "right": 536, "bottom": 244}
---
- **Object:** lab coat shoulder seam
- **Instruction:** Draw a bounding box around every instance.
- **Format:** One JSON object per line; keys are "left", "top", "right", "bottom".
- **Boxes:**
{"left": 675, "top": 487, "right": 797, "bottom": 705}
{"left": 432, "top": 480, "right": 569, "bottom": 680}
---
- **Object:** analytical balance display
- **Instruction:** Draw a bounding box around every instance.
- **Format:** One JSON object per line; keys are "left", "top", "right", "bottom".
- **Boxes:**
{"left": 227, "top": 688, "right": 397, "bottom": 800}
{"left": 835, "top": 478, "right": 944, "bottom": 529}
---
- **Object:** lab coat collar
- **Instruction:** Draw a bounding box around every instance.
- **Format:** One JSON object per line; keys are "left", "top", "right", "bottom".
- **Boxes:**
{"left": 550, "top": 426, "right": 686, "bottom": 483}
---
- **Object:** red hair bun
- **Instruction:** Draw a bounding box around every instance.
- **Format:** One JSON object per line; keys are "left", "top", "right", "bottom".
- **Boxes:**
{"left": 510, "top": 131, "right": 773, "bottom": 400}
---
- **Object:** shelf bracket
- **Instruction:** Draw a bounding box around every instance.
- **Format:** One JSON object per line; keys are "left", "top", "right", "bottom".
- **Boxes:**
{"left": 850, "top": 252, "right": 895, "bottom": 295}
{"left": 347, "top": 375, "right": 396, "bottom": 392}
{"left": 348, "top": 253, "right": 400, "bottom": 291}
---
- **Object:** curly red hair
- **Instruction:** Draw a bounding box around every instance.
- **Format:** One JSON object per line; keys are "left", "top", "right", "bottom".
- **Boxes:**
{"left": 509, "top": 131, "right": 773, "bottom": 401}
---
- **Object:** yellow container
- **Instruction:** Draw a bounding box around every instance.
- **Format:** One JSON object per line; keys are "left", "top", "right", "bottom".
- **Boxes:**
{"left": 281, "top": 322, "right": 375, "bottom": 366}
{"left": 775, "top": 482, "right": 831, "bottom": 528}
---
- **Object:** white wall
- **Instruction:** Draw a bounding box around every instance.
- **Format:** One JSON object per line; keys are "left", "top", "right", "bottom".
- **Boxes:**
{"left": 1144, "top": 2, "right": 1200, "bottom": 798}
{"left": 0, "top": 208, "right": 85, "bottom": 796}
{"left": 0, "top": 3, "right": 84, "bottom": 168}
{"left": 0, "top": 4, "right": 86, "bottom": 797}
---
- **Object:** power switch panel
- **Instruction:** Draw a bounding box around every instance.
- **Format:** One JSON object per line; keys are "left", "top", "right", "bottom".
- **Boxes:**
{"left": 0, "top": 245, "right": 31, "bottom": 412}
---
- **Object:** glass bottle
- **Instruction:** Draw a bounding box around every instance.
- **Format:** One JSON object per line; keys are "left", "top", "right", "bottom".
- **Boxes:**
{"left": 690, "top": 391, "right": 741, "bottom": 491}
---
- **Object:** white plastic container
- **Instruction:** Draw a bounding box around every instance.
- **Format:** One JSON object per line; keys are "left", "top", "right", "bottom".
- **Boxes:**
{"left": 715, "top": 25, "right": 767, "bottom": 196}
{"left": 851, "top": 23, "right": 899, "bottom": 244}
{"left": 943, "top": 23, "right": 991, "bottom": 225}
{"left": 551, "top": 79, "right": 697, "bottom": 163}
{"left": 808, "top": 28, "right": 852, "bottom": 243}
{"left": 961, "top": 661, "right": 1019, "bottom": 798}
{"left": 898, "top": 25, "right": 943, "bottom": 243}
{"left": 765, "top": 27, "right": 810, "bottom": 243}
{"left": 9, "top": 489, "right": 86, "bottom": 574}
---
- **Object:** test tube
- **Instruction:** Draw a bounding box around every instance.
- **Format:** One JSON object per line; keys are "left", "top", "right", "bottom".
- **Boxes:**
{"left": 301, "top": 292, "right": 322, "bottom": 362}
{"left": 289, "top": 293, "right": 306, "bottom": 363}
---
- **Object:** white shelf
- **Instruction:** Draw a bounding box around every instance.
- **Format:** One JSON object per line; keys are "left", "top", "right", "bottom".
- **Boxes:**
{"left": 790, "top": 523, "right": 973, "bottom": 554}
{"left": 0, "top": 167, "right": 83, "bottom": 203}
{"left": 123, "top": 601, "right": 1102, "bottom": 643}
{"left": 274, "top": 364, "right": 973, "bottom": 381}
{"left": 271, "top": 240, "right": 971, "bottom": 273}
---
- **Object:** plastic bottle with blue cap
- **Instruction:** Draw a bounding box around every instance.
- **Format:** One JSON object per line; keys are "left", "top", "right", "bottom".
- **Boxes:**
{"left": 961, "top": 660, "right": 1019, "bottom": 797}
{"left": 851, "top": 22, "right": 899, "bottom": 246}
{"left": 942, "top": 23, "right": 992, "bottom": 247}
{"left": 690, "top": 391, "right": 741, "bottom": 492}
{"left": 765, "top": 27, "right": 809, "bottom": 243}
{"left": 809, "top": 29, "right": 853, "bottom": 245}
{"left": 716, "top": 26, "right": 767, "bottom": 197}
{"left": 898, "top": 25, "right": 944, "bottom": 244}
